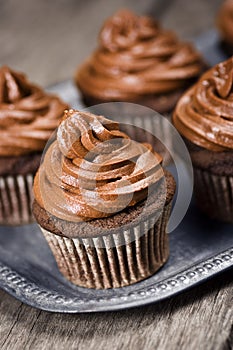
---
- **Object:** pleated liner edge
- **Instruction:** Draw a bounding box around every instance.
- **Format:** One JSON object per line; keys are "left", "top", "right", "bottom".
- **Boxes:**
{"left": 40, "top": 202, "right": 172, "bottom": 289}
{"left": 0, "top": 174, "right": 35, "bottom": 225}
{"left": 194, "top": 168, "right": 233, "bottom": 223}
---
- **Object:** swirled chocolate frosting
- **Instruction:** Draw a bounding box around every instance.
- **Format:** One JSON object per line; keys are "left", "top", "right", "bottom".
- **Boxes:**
{"left": 0, "top": 66, "right": 68, "bottom": 156}
{"left": 173, "top": 57, "right": 233, "bottom": 151}
{"left": 76, "top": 10, "right": 203, "bottom": 102}
{"left": 217, "top": 0, "right": 233, "bottom": 46}
{"left": 34, "top": 109, "right": 164, "bottom": 222}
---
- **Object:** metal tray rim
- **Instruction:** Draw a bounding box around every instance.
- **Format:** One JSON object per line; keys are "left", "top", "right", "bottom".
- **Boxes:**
{"left": 0, "top": 246, "right": 232, "bottom": 313}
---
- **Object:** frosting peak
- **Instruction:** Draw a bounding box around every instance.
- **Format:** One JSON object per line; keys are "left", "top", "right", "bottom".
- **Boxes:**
{"left": 0, "top": 66, "right": 68, "bottom": 156}
{"left": 34, "top": 109, "right": 164, "bottom": 222}
{"left": 173, "top": 57, "right": 233, "bottom": 151}
{"left": 99, "top": 10, "right": 158, "bottom": 52}
{"left": 213, "top": 58, "right": 233, "bottom": 99}
{"left": 0, "top": 66, "right": 32, "bottom": 103}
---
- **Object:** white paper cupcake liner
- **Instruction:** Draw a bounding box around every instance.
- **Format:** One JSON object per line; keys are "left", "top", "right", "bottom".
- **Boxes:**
{"left": 194, "top": 168, "right": 233, "bottom": 223}
{"left": 0, "top": 174, "right": 35, "bottom": 225}
{"left": 40, "top": 202, "right": 171, "bottom": 289}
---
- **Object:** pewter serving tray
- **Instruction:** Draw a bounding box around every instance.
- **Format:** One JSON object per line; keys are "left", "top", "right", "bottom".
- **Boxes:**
{"left": 0, "top": 30, "right": 232, "bottom": 313}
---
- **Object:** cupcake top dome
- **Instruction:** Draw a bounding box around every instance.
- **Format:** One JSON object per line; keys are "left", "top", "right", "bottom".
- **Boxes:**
{"left": 34, "top": 109, "right": 165, "bottom": 222}
{"left": 173, "top": 57, "right": 233, "bottom": 151}
{"left": 0, "top": 66, "right": 68, "bottom": 156}
{"left": 76, "top": 9, "right": 204, "bottom": 103}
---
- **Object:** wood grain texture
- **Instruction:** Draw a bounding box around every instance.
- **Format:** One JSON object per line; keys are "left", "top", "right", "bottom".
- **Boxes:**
{"left": 0, "top": 269, "right": 232, "bottom": 350}
{"left": 0, "top": 0, "right": 232, "bottom": 349}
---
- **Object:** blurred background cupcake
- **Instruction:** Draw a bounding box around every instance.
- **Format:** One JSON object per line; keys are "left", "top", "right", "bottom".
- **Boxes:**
{"left": 173, "top": 57, "right": 233, "bottom": 222}
{"left": 0, "top": 66, "right": 68, "bottom": 225}
{"left": 75, "top": 9, "right": 205, "bottom": 114}
{"left": 217, "top": 0, "right": 233, "bottom": 55}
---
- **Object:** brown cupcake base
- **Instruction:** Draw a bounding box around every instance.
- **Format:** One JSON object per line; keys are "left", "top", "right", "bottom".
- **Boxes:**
{"left": 79, "top": 89, "right": 186, "bottom": 115}
{"left": 40, "top": 202, "right": 171, "bottom": 289}
{"left": 219, "top": 40, "right": 233, "bottom": 57}
{"left": 194, "top": 168, "right": 233, "bottom": 223}
{"left": 0, "top": 152, "right": 41, "bottom": 176}
{"left": 184, "top": 138, "right": 233, "bottom": 223}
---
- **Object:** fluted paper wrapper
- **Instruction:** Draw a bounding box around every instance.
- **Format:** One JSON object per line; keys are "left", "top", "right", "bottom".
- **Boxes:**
{"left": 0, "top": 174, "right": 34, "bottom": 225}
{"left": 40, "top": 203, "right": 171, "bottom": 289}
{"left": 194, "top": 168, "right": 233, "bottom": 223}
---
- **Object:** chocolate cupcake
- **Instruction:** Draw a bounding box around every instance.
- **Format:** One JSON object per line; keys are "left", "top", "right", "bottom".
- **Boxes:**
{"left": 173, "top": 57, "right": 233, "bottom": 222}
{"left": 0, "top": 66, "right": 68, "bottom": 225}
{"left": 217, "top": 0, "right": 233, "bottom": 55}
{"left": 33, "top": 109, "right": 176, "bottom": 289}
{"left": 75, "top": 10, "right": 204, "bottom": 114}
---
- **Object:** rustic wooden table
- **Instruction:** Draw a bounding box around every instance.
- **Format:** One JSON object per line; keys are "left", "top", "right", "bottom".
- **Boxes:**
{"left": 0, "top": 1, "right": 232, "bottom": 349}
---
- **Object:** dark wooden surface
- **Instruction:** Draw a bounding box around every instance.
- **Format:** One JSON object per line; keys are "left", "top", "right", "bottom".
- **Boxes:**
{"left": 0, "top": 0, "right": 232, "bottom": 349}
